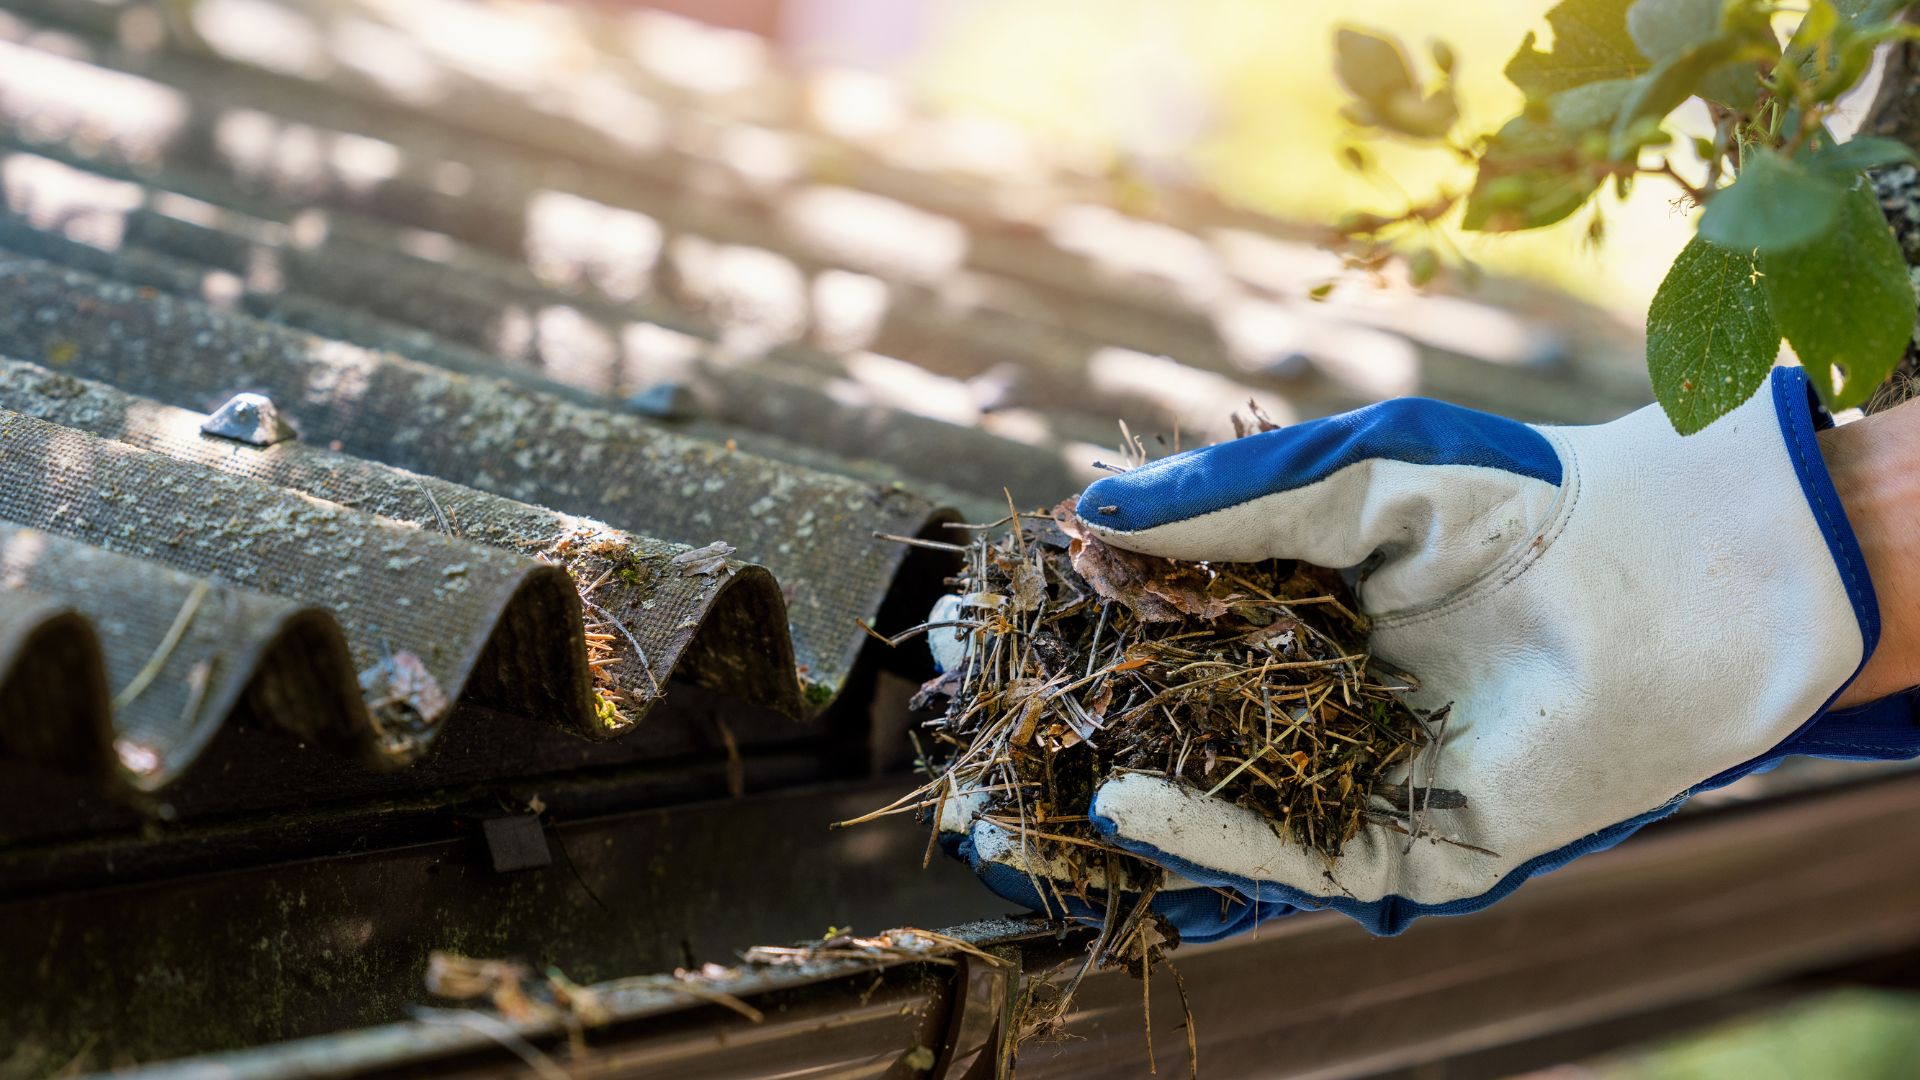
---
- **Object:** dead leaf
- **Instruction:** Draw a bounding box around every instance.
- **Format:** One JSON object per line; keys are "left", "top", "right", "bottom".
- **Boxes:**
{"left": 1142, "top": 580, "right": 1231, "bottom": 621}
{"left": 1007, "top": 679, "right": 1049, "bottom": 745}
{"left": 1007, "top": 554, "right": 1046, "bottom": 612}
{"left": 359, "top": 650, "right": 451, "bottom": 740}
{"left": 1085, "top": 681, "right": 1114, "bottom": 720}
{"left": 1052, "top": 499, "right": 1231, "bottom": 623}
{"left": 910, "top": 667, "right": 962, "bottom": 711}
{"left": 673, "top": 540, "right": 736, "bottom": 577}
{"left": 426, "top": 952, "right": 538, "bottom": 1021}
{"left": 1230, "top": 399, "right": 1283, "bottom": 439}
{"left": 1247, "top": 619, "right": 1301, "bottom": 654}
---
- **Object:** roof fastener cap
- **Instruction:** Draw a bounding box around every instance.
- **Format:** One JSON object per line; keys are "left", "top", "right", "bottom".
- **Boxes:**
{"left": 201, "top": 392, "right": 296, "bottom": 446}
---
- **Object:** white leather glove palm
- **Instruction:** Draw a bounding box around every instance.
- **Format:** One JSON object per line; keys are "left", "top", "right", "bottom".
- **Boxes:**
{"left": 1060, "top": 368, "right": 1913, "bottom": 934}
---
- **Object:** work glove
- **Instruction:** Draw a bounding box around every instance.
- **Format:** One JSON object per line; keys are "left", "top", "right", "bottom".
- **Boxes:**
{"left": 934, "top": 788, "right": 1300, "bottom": 944}
{"left": 944, "top": 368, "right": 1920, "bottom": 936}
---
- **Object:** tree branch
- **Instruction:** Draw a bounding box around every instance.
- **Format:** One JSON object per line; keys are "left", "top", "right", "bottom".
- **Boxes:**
{"left": 1862, "top": 26, "right": 1920, "bottom": 415}
{"left": 1865, "top": 30, "right": 1920, "bottom": 149}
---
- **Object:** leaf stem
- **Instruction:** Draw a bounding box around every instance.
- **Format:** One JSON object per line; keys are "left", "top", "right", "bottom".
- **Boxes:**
{"left": 1645, "top": 159, "right": 1708, "bottom": 204}
{"left": 1704, "top": 112, "right": 1736, "bottom": 193}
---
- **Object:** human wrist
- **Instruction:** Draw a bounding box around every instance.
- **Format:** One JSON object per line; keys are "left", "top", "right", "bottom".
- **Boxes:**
{"left": 1821, "top": 399, "right": 1920, "bottom": 708}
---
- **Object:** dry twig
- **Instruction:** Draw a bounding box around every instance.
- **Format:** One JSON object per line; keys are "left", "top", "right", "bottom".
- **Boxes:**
{"left": 855, "top": 494, "right": 1459, "bottom": 1069}
{"left": 879, "top": 500, "right": 1438, "bottom": 892}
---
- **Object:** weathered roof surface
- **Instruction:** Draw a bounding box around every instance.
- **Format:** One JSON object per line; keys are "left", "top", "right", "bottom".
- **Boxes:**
{"left": 0, "top": 363, "right": 843, "bottom": 824}
{"left": 0, "top": 0, "right": 1651, "bottom": 835}
{"left": 0, "top": 259, "right": 934, "bottom": 677}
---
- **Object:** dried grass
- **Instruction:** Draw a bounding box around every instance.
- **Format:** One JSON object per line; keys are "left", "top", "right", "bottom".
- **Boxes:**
{"left": 866, "top": 497, "right": 1448, "bottom": 886}
{"left": 855, "top": 493, "right": 1465, "bottom": 1068}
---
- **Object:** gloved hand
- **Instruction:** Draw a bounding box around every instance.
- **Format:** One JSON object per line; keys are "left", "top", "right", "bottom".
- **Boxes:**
{"left": 933, "top": 789, "right": 1302, "bottom": 944}
{"left": 948, "top": 367, "right": 1920, "bottom": 936}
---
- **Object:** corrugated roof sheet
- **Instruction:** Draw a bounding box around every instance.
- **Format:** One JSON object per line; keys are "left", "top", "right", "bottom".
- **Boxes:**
{"left": 0, "top": 0, "right": 1651, "bottom": 836}
{"left": 1, "top": 358, "right": 827, "bottom": 758}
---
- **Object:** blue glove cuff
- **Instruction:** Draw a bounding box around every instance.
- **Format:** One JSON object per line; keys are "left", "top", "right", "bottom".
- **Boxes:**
{"left": 1076, "top": 396, "right": 1562, "bottom": 533}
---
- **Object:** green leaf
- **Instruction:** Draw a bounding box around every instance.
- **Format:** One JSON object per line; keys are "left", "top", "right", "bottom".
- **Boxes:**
{"left": 1698, "top": 150, "right": 1846, "bottom": 253}
{"left": 1628, "top": 0, "right": 1719, "bottom": 56}
{"left": 1790, "top": 3, "right": 1873, "bottom": 101}
{"left": 1761, "top": 183, "right": 1917, "bottom": 411}
{"left": 1808, "top": 134, "right": 1920, "bottom": 176}
{"left": 1647, "top": 236, "right": 1780, "bottom": 434}
{"left": 1461, "top": 79, "right": 1644, "bottom": 233}
{"left": 1626, "top": 0, "right": 1765, "bottom": 106}
{"left": 1333, "top": 27, "right": 1459, "bottom": 139}
{"left": 1609, "top": 34, "right": 1769, "bottom": 156}
{"left": 1831, "top": 0, "right": 1873, "bottom": 23}
{"left": 1548, "top": 78, "right": 1638, "bottom": 129}
{"left": 1461, "top": 115, "right": 1600, "bottom": 231}
{"left": 1833, "top": 0, "right": 1912, "bottom": 27}
{"left": 1787, "top": 0, "right": 1840, "bottom": 53}
{"left": 1408, "top": 248, "right": 1440, "bottom": 287}
{"left": 1505, "top": 0, "right": 1649, "bottom": 96}
{"left": 1334, "top": 27, "right": 1416, "bottom": 105}
{"left": 1812, "top": 32, "right": 1881, "bottom": 101}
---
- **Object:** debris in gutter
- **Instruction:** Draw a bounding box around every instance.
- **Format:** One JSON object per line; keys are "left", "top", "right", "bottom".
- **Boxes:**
{"left": 539, "top": 523, "right": 672, "bottom": 730}
{"left": 424, "top": 951, "right": 609, "bottom": 1068}
{"left": 672, "top": 541, "right": 737, "bottom": 577}
{"left": 425, "top": 952, "right": 540, "bottom": 1021}
{"left": 359, "top": 649, "right": 451, "bottom": 754}
{"left": 795, "top": 663, "right": 834, "bottom": 708}
{"left": 419, "top": 928, "right": 1010, "bottom": 1069}
{"left": 112, "top": 579, "right": 210, "bottom": 712}
{"left": 738, "top": 925, "right": 1008, "bottom": 970}
{"left": 871, "top": 498, "right": 1451, "bottom": 866}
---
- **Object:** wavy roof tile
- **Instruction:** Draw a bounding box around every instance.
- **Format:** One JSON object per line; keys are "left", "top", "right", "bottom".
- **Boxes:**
{"left": 0, "top": 0, "right": 1649, "bottom": 842}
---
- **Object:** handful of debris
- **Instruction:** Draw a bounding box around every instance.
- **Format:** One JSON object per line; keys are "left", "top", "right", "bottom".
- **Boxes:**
{"left": 868, "top": 497, "right": 1446, "bottom": 907}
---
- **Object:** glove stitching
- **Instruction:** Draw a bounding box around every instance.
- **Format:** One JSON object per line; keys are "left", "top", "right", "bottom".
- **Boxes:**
{"left": 1797, "top": 742, "right": 1910, "bottom": 754}
{"left": 1370, "top": 428, "right": 1584, "bottom": 632}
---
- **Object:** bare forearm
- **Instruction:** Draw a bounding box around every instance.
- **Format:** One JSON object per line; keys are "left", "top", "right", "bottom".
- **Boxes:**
{"left": 1823, "top": 398, "right": 1920, "bottom": 708}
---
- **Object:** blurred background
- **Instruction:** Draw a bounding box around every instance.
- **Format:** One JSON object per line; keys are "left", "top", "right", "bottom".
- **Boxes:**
{"left": 702, "top": 0, "right": 1888, "bottom": 316}
{"left": 792, "top": 0, "right": 1697, "bottom": 311}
